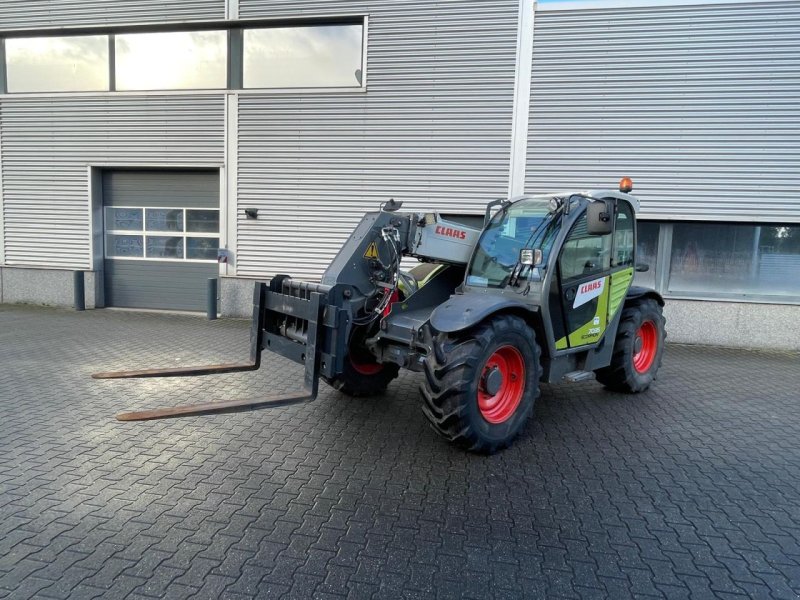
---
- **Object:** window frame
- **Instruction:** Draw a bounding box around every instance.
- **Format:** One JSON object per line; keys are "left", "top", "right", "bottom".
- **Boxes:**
{"left": 104, "top": 206, "right": 220, "bottom": 264}
{"left": 0, "top": 16, "right": 367, "bottom": 95}
{"left": 635, "top": 220, "right": 800, "bottom": 305}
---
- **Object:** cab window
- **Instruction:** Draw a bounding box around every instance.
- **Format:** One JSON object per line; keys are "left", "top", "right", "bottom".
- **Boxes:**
{"left": 559, "top": 213, "right": 612, "bottom": 280}
{"left": 612, "top": 201, "right": 635, "bottom": 267}
{"left": 467, "top": 198, "right": 559, "bottom": 288}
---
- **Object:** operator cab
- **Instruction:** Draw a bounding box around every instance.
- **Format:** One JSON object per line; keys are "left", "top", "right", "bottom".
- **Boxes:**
{"left": 463, "top": 183, "right": 643, "bottom": 356}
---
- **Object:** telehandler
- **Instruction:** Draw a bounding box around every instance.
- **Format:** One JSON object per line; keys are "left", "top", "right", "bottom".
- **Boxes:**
{"left": 94, "top": 178, "right": 666, "bottom": 453}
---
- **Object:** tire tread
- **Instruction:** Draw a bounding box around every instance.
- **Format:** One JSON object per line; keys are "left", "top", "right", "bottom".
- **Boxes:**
{"left": 420, "top": 314, "right": 541, "bottom": 453}
{"left": 595, "top": 298, "right": 666, "bottom": 393}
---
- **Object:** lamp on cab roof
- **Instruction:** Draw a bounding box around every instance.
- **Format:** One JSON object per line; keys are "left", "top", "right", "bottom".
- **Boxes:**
{"left": 619, "top": 177, "right": 634, "bottom": 193}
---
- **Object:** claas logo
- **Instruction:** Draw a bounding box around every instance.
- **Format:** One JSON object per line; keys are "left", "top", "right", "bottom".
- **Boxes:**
{"left": 435, "top": 225, "right": 467, "bottom": 240}
{"left": 579, "top": 281, "right": 603, "bottom": 294}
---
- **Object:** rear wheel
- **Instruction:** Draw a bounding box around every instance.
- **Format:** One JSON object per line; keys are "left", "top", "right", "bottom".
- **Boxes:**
{"left": 594, "top": 298, "right": 666, "bottom": 393}
{"left": 324, "top": 328, "right": 399, "bottom": 397}
{"left": 421, "top": 314, "right": 540, "bottom": 453}
{"left": 325, "top": 357, "right": 400, "bottom": 397}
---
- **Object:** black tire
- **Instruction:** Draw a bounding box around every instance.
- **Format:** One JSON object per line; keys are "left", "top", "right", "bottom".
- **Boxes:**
{"left": 420, "top": 314, "right": 541, "bottom": 454}
{"left": 324, "top": 358, "right": 400, "bottom": 397}
{"left": 594, "top": 298, "right": 666, "bottom": 393}
{"left": 323, "top": 326, "right": 400, "bottom": 397}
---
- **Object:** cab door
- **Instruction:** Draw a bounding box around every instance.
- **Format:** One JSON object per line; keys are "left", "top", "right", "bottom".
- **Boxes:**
{"left": 606, "top": 200, "right": 637, "bottom": 324}
{"left": 555, "top": 211, "right": 614, "bottom": 349}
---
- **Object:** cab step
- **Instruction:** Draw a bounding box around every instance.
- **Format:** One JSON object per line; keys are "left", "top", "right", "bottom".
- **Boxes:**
{"left": 563, "top": 371, "right": 596, "bottom": 383}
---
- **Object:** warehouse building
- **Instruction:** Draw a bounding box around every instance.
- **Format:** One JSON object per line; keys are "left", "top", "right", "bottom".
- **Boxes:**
{"left": 0, "top": 0, "right": 798, "bottom": 350}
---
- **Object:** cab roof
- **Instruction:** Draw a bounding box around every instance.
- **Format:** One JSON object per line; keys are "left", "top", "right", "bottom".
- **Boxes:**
{"left": 511, "top": 190, "right": 641, "bottom": 213}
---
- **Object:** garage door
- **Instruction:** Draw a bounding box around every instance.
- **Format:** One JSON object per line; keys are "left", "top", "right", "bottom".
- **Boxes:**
{"left": 103, "top": 170, "right": 220, "bottom": 311}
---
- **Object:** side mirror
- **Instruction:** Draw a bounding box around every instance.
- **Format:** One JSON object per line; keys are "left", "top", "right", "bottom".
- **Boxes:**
{"left": 520, "top": 248, "right": 543, "bottom": 266}
{"left": 635, "top": 263, "right": 650, "bottom": 273}
{"left": 586, "top": 200, "right": 613, "bottom": 235}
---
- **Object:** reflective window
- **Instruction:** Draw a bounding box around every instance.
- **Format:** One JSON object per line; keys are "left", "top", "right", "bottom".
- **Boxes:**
{"left": 105, "top": 206, "right": 219, "bottom": 262}
{"left": 187, "top": 237, "right": 219, "bottom": 260}
{"left": 559, "top": 214, "right": 612, "bottom": 280}
{"left": 612, "top": 202, "right": 635, "bottom": 268}
{"left": 146, "top": 236, "right": 184, "bottom": 259}
{"left": 669, "top": 223, "right": 800, "bottom": 298}
{"left": 5, "top": 35, "right": 109, "bottom": 93}
{"left": 467, "top": 198, "right": 559, "bottom": 288}
{"left": 107, "top": 208, "right": 143, "bottom": 231}
{"left": 634, "top": 222, "right": 659, "bottom": 290}
{"left": 186, "top": 210, "right": 219, "bottom": 233}
{"left": 115, "top": 31, "right": 227, "bottom": 91}
{"left": 106, "top": 234, "right": 144, "bottom": 258}
{"left": 243, "top": 25, "right": 364, "bottom": 88}
{"left": 146, "top": 209, "right": 184, "bottom": 232}
{"left": 4, "top": 22, "right": 366, "bottom": 93}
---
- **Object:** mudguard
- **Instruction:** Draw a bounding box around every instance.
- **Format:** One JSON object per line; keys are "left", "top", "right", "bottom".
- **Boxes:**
{"left": 429, "top": 293, "right": 534, "bottom": 334}
{"left": 626, "top": 286, "right": 665, "bottom": 307}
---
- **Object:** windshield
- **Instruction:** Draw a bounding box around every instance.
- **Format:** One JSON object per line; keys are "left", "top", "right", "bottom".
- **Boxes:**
{"left": 466, "top": 198, "right": 561, "bottom": 288}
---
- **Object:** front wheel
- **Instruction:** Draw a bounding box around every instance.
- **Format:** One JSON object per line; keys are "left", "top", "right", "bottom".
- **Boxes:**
{"left": 420, "top": 314, "right": 541, "bottom": 453}
{"left": 594, "top": 298, "right": 666, "bottom": 393}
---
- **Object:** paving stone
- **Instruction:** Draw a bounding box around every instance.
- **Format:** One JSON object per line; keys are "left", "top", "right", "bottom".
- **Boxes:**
{"left": 1, "top": 305, "right": 799, "bottom": 599}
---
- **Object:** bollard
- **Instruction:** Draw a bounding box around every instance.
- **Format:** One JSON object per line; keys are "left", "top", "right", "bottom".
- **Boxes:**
{"left": 73, "top": 271, "right": 85, "bottom": 311}
{"left": 207, "top": 278, "right": 218, "bottom": 320}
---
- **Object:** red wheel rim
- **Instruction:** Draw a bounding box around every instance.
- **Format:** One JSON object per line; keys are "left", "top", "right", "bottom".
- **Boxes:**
{"left": 633, "top": 320, "right": 658, "bottom": 374}
{"left": 350, "top": 358, "right": 383, "bottom": 376}
{"left": 478, "top": 345, "right": 526, "bottom": 424}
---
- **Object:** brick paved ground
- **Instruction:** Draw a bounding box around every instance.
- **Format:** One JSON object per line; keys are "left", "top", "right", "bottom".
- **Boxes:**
{"left": 1, "top": 304, "right": 799, "bottom": 600}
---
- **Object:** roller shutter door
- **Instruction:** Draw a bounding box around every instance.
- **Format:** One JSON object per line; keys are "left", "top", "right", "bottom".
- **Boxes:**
{"left": 103, "top": 170, "right": 219, "bottom": 311}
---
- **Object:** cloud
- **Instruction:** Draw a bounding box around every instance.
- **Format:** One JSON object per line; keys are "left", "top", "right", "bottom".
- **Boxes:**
{"left": 4, "top": 25, "right": 364, "bottom": 93}
{"left": 6, "top": 35, "right": 108, "bottom": 92}
{"left": 115, "top": 31, "right": 227, "bottom": 91}
{"left": 244, "top": 25, "right": 363, "bottom": 88}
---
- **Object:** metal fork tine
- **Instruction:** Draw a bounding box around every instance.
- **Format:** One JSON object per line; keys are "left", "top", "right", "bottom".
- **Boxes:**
{"left": 115, "top": 387, "right": 314, "bottom": 421}
{"left": 92, "top": 362, "right": 258, "bottom": 380}
{"left": 111, "top": 287, "right": 326, "bottom": 422}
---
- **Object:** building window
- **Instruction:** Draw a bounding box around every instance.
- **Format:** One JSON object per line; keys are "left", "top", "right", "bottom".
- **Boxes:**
{"left": 2, "top": 18, "right": 365, "bottom": 93}
{"left": 634, "top": 221, "right": 659, "bottom": 290}
{"left": 243, "top": 24, "right": 364, "bottom": 89}
{"left": 106, "top": 234, "right": 144, "bottom": 258}
{"left": 114, "top": 31, "right": 227, "bottom": 91}
{"left": 4, "top": 35, "right": 109, "bottom": 93}
{"left": 668, "top": 223, "right": 800, "bottom": 299}
{"left": 105, "top": 207, "right": 219, "bottom": 263}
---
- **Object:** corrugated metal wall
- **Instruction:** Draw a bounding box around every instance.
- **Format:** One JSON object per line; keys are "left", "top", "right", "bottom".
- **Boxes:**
{"left": 527, "top": 0, "right": 800, "bottom": 223}
{"left": 235, "top": 0, "right": 520, "bottom": 279}
{"left": 0, "top": 0, "right": 224, "bottom": 29}
{"left": 0, "top": 96, "right": 224, "bottom": 268}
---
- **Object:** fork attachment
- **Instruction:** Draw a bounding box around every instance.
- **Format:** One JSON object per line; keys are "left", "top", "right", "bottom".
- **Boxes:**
{"left": 93, "top": 284, "right": 271, "bottom": 381}
{"left": 96, "top": 281, "right": 332, "bottom": 421}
